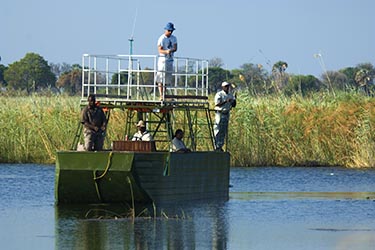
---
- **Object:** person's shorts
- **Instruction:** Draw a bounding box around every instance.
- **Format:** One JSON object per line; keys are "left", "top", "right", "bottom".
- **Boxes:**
{"left": 156, "top": 57, "right": 174, "bottom": 85}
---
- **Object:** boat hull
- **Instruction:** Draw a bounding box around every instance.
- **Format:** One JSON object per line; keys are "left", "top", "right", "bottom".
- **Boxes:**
{"left": 55, "top": 151, "right": 230, "bottom": 205}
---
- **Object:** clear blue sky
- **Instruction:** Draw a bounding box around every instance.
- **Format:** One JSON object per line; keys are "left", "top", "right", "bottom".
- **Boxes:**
{"left": 2, "top": 0, "right": 374, "bottom": 77}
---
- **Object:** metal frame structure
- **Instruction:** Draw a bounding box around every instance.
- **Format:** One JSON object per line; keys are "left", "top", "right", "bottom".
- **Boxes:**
{"left": 81, "top": 54, "right": 209, "bottom": 103}
{"left": 73, "top": 54, "right": 214, "bottom": 151}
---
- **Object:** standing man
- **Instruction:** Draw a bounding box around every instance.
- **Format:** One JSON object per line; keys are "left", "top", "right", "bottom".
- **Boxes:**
{"left": 81, "top": 94, "right": 107, "bottom": 151}
{"left": 214, "top": 82, "right": 236, "bottom": 151}
{"left": 156, "top": 22, "right": 178, "bottom": 100}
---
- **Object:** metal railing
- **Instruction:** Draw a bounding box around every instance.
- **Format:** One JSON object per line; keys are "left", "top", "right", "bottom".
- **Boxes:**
{"left": 81, "top": 54, "right": 209, "bottom": 103}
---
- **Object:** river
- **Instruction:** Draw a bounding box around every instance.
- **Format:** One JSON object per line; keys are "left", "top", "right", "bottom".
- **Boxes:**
{"left": 0, "top": 164, "right": 374, "bottom": 249}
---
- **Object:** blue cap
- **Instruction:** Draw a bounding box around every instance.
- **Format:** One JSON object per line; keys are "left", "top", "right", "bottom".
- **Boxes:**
{"left": 164, "top": 22, "right": 175, "bottom": 31}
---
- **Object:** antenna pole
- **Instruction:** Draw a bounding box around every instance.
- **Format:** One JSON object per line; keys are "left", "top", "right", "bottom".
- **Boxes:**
{"left": 129, "top": 38, "right": 134, "bottom": 55}
{"left": 129, "top": 6, "right": 138, "bottom": 56}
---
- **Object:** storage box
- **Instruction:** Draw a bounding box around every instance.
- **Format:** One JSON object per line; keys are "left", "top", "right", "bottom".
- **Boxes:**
{"left": 112, "top": 140, "right": 156, "bottom": 152}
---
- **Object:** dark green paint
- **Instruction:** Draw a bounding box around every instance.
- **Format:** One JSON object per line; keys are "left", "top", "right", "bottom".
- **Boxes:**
{"left": 55, "top": 151, "right": 230, "bottom": 205}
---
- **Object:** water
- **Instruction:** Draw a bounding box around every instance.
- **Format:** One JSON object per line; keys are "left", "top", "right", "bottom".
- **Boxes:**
{"left": 0, "top": 164, "right": 374, "bottom": 250}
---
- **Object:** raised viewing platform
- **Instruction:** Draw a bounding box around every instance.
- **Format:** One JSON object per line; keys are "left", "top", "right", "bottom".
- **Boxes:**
{"left": 80, "top": 54, "right": 210, "bottom": 109}
{"left": 71, "top": 54, "right": 216, "bottom": 152}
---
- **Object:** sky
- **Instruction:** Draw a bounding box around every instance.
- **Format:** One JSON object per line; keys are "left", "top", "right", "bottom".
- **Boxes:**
{"left": 2, "top": 0, "right": 375, "bottom": 78}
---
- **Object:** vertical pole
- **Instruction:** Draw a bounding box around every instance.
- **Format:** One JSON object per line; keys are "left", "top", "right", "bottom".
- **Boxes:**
{"left": 129, "top": 38, "right": 134, "bottom": 55}
{"left": 87, "top": 56, "right": 91, "bottom": 97}
{"left": 128, "top": 38, "right": 133, "bottom": 100}
{"left": 93, "top": 56, "right": 97, "bottom": 95}
{"left": 81, "top": 55, "right": 85, "bottom": 99}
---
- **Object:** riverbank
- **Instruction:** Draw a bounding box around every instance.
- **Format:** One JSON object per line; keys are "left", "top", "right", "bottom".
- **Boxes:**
{"left": 1, "top": 92, "right": 375, "bottom": 167}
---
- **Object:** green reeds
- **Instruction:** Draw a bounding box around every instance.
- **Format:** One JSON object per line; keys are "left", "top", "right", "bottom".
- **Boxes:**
{"left": 228, "top": 91, "right": 375, "bottom": 168}
{"left": 1, "top": 92, "right": 375, "bottom": 167}
{"left": 0, "top": 95, "right": 80, "bottom": 163}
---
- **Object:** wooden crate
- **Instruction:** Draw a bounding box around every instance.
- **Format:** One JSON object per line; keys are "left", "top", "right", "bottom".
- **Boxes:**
{"left": 112, "top": 141, "right": 156, "bottom": 152}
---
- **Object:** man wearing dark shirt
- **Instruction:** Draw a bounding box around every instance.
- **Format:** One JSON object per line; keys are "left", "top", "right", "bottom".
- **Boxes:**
{"left": 81, "top": 94, "right": 107, "bottom": 151}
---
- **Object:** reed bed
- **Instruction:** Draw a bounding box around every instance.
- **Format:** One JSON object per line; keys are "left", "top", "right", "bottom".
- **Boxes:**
{"left": 228, "top": 91, "right": 375, "bottom": 168}
{"left": 1, "top": 92, "right": 375, "bottom": 167}
{"left": 0, "top": 96, "right": 80, "bottom": 163}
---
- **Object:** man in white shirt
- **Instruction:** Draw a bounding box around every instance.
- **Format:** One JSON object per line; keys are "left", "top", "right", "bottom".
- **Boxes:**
{"left": 214, "top": 81, "right": 236, "bottom": 151}
{"left": 171, "top": 129, "right": 191, "bottom": 153}
{"left": 132, "top": 120, "right": 154, "bottom": 141}
{"left": 156, "top": 22, "right": 178, "bottom": 100}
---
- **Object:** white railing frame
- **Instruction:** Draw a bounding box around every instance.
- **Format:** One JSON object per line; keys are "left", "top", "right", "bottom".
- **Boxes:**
{"left": 81, "top": 54, "right": 209, "bottom": 103}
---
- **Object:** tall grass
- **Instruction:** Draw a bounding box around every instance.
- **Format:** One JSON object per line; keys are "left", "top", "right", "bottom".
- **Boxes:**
{"left": 0, "top": 95, "right": 80, "bottom": 163}
{"left": 1, "top": 92, "right": 375, "bottom": 167}
{"left": 228, "top": 91, "right": 375, "bottom": 168}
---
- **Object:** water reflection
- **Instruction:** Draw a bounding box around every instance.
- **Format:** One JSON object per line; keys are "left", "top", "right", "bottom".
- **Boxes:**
{"left": 55, "top": 202, "right": 229, "bottom": 250}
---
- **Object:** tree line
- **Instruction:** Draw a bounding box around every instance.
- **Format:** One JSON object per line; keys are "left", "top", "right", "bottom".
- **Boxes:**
{"left": 0, "top": 52, "right": 374, "bottom": 96}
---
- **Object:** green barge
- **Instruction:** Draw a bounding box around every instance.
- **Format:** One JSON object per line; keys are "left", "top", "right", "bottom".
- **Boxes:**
{"left": 55, "top": 151, "right": 229, "bottom": 204}
{"left": 55, "top": 54, "right": 230, "bottom": 205}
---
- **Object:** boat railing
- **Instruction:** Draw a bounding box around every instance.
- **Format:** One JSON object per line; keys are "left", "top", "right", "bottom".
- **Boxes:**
{"left": 81, "top": 54, "right": 209, "bottom": 105}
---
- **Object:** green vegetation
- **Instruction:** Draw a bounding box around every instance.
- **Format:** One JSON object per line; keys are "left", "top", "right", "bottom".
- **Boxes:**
{"left": 1, "top": 52, "right": 375, "bottom": 97}
{"left": 1, "top": 54, "right": 374, "bottom": 167}
{"left": 3, "top": 53, "right": 56, "bottom": 94}
{"left": 228, "top": 91, "right": 375, "bottom": 168}
{"left": 0, "top": 95, "right": 79, "bottom": 163}
{"left": 1, "top": 93, "right": 375, "bottom": 168}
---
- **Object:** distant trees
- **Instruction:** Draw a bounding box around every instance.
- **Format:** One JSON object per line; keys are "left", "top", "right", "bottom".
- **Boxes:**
{"left": 208, "top": 57, "right": 224, "bottom": 68}
{"left": 207, "top": 57, "right": 375, "bottom": 97}
{"left": 271, "top": 61, "right": 289, "bottom": 93}
{"left": 1, "top": 52, "right": 374, "bottom": 97}
{"left": 4, "top": 53, "right": 56, "bottom": 94}
{"left": 1, "top": 54, "right": 85, "bottom": 95}
{"left": 207, "top": 67, "right": 231, "bottom": 93}
{"left": 50, "top": 62, "right": 73, "bottom": 78}
{"left": 272, "top": 61, "right": 288, "bottom": 75}
{"left": 339, "top": 67, "right": 357, "bottom": 87}
{"left": 0, "top": 64, "right": 7, "bottom": 87}
{"left": 55, "top": 65, "right": 82, "bottom": 95}
{"left": 321, "top": 71, "right": 347, "bottom": 91}
{"left": 236, "top": 63, "right": 269, "bottom": 95}
{"left": 354, "top": 63, "right": 375, "bottom": 87}
{"left": 284, "top": 75, "right": 321, "bottom": 96}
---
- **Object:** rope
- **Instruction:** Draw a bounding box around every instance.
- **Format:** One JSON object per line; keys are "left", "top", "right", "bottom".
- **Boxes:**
{"left": 94, "top": 151, "right": 113, "bottom": 180}
{"left": 93, "top": 151, "right": 114, "bottom": 201}
{"left": 93, "top": 175, "right": 102, "bottom": 202}
{"left": 127, "top": 176, "right": 135, "bottom": 220}
{"left": 163, "top": 153, "right": 170, "bottom": 176}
